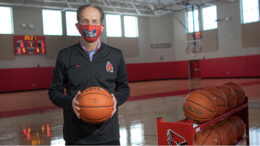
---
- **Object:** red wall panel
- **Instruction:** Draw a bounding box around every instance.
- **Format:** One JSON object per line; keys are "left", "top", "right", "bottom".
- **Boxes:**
{"left": 0, "top": 55, "right": 259, "bottom": 92}
{"left": 200, "top": 55, "right": 260, "bottom": 78}
{"left": 126, "top": 61, "right": 188, "bottom": 81}
{"left": 0, "top": 67, "right": 54, "bottom": 92}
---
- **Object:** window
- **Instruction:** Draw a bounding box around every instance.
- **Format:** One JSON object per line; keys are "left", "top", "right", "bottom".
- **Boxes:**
{"left": 187, "top": 9, "right": 200, "bottom": 33}
{"left": 42, "top": 9, "right": 62, "bottom": 35}
{"left": 124, "top": 16, "right": 139, "bottom": 37}
{"left": 202, "top": 5, "right": 217, "bottom": 30}
{"left": 0, "top": 6, "right": 13, "bottom": 34}
{"left": 65, "top": 11, "right": 80, "bottom": 36}
{"left": 105, "top": 14, "right": 122, "bottom": 37}
{"left": 241, "top": 0, "right": 260, "bottom": 24}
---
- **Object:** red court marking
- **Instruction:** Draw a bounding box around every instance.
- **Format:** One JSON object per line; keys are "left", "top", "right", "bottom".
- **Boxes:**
{"left": 239, "top": 80, "right": 260, "bottom": 86}
{"left": 128, "top": 89, "right": 190, "bottom": 101}
{"left": 0, "top": 106, "right": 59, "bottom": 118}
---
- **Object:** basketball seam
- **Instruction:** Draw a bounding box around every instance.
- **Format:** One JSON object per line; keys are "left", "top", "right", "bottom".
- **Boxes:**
{"left": 79, "top": 92, "right": 113, "bottom": 102}
{"left": 183, "top": 108, "right": 214, "bottom": 120}
{"left": 201, "top": 129, "right": 211, "bottom": 145}
{"left": 214, "top": 128, "right": 223, "bottom": 145}
{"left": 79, "top": 105, "right": 113, "bottom": 108}
{"left": 195, "top": 91, "right": 217, "bottom": 111}
{"left": 217, "top": 86, "right": 236, "bottom": 109}
{"left": 208, "top": 92, "right": 226, "bottom": 104}
{"left": 199, "top": 92, "right": 217, "bottom": 110}
{"left": 82, "top": 114, "right": 111, "bottom": 121}
{"left": 185, "top": 99, "right": 216, "bottom": 113}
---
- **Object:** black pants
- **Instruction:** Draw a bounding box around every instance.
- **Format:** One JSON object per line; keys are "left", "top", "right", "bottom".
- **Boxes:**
{"left": 65, "top": 139, "right": 120, "bottom": 145}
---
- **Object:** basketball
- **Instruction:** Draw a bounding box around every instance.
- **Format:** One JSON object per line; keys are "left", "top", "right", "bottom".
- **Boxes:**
{"left": 212, "top": 122, "right": 229, "bottom": 145}
{"left": 194, "top": 127, "right": 221, "bottom": 145}
{"left": 78, "top": 87, "right": 114, "bottom": 125}
{"left": 229, "top": 116, "right": 246, "bottom": 141}
{"left": 225, "top": 82, "right": 246, "bottom": 106}
{"left": 216, "top": 85, "right": 237, "bottom": 110}
{"left": 205, "top": 88, "right": 228, "bottom": 116}
{"left": 214, "top": 119, "right": 238, "bottom": 145}
{"left": 183, "top": 90, "right": 217, "bottom": 123}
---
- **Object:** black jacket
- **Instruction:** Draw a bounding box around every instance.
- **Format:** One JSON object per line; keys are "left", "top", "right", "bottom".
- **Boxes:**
{"left": 48, "top": 42, "right": 130, "bottom": 144}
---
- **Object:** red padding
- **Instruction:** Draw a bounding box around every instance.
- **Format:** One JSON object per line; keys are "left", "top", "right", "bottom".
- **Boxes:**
{"left": 200, "top": 54, "right": 260, "bottom": 78}
{"left": 0, "top": 54, "right": 259, "bottom": 92}
{"left": 0, "top": 67, "right": 54, "bottom": 92}
{"left": 126, "top": 61, "right": 189, "bottom": 81}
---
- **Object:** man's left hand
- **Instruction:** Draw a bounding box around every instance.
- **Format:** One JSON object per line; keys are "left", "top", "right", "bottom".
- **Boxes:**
{"left": 111, "top": 94, "right": 117, "bottom": 117}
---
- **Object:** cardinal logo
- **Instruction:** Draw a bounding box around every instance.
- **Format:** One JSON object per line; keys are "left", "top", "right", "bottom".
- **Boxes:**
{"left": 167, "top": 129, "right": 186, "bottom": 145}
{"left": 106, "top": 61, "right": 113, "bottom": 73}
{"left": 83, "top": 29, "right": 97, "bottom": 38}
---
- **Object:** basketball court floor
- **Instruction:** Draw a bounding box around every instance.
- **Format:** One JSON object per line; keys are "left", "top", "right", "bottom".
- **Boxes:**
{"left": 0, "top": 78, "right": 260, "bottom": 145}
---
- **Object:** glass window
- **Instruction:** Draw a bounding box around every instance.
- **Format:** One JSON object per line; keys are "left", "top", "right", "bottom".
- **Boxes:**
{"left": 241, "top": 0, "right": 260, "bottom": 24}
{"left": 124, "top": 16, "right": 139, "bottom": 37}
{"left": 202, "top": 5, "right": 217, "bottom": 30}
{"left": 105, "top": 14, "right": 122, "bottom": 37}
{"left": 187, "top": 9, "right": 200, "bottom": 33}
{"left": 42, "top": 9, "right": 63, "bottom": 35}
{"left": 65, "top": 11, "right": 80, "bottom": 36}
{"left": 0, "top": 6, "right": 13, "bottom": 34}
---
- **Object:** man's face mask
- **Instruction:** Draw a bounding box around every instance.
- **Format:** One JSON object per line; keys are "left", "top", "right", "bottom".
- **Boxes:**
{"left": 77, "top": 24, "right": 102, "bottom": 42}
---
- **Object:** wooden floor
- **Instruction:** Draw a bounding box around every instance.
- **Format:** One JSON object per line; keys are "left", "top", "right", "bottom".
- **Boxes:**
{"left": 0, "top": 78, "right": 259, "bottom": 145}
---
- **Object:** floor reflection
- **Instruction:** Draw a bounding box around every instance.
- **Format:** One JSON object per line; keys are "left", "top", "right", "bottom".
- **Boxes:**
{"left": 120, "top": 127, "right": 128, "bottom": 146}
{"left": 250, "top": 128, "right": 260, "bottom": 145}
{"left": 50, "top": 137, "right": 65, "bottom": 146}
{"left": 0, "top": 96, "right": 259, "bottom": 145}
{"left": 120, "top": 123, "right": 144, "bottom": 146}
{"left": 22, "top": 124, "right": 51, "bottom": 145}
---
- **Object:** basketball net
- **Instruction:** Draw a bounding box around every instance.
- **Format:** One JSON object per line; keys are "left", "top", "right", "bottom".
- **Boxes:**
{"left": 185, "top": 39, "right": 201, "bottom": 56}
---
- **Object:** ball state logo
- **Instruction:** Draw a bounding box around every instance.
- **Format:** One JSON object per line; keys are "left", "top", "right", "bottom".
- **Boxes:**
{"left": 83, "top": 29, "right": 97, "bottom": 38}
{"left": 106, "top": 61, "right": 113, "bottom": 73}
{"left": 167, "top": 129, "right": 186, "bottom": 145}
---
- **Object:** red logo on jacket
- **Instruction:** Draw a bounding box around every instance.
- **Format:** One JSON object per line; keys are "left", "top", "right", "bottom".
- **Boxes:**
{"left": 106, "top": 61, "right": 113, "bottom": 73}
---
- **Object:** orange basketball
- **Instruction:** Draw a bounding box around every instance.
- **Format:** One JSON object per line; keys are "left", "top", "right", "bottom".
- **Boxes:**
{"left": 229, "top": 116, "right": 246, "bottom": 141}
{"left": 183, "top": 90, "right": 217, "bottom": 123}
{"left": 225, "top": 82, "right": 246, "bottom": 106}
{"left": 212, "top": 121, "right": 229, "bottom": 145}
{"left": 205, "top": 88, "right": 228, "bottom": 116}
{"left": 214, "top": 119, "right": 238, "bottom": 145}
{"left": 78, "top": 87, "right": 114, "bottom": 125}
{"left": 216, "top": 85, "right": 237, "bottom": 110}
{"left": 194, "top": 127, "right": 221, "bottom": 145}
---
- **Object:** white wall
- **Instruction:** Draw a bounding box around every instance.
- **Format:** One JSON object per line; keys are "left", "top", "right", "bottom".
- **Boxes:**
{"left": 125, "top": 14, "right": 176, "bottom": 63}
{"left": 127, "top": 0, "right": 259, "bottom": 64}
{"left": 173, "top": 1, "right": 260, "bottom": 61}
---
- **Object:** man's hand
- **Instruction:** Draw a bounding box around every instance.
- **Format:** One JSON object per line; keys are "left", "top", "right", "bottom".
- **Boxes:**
{"left": 111, "top": 94, "right": 117, "bottom": 117}
{"left": 72, "top": 91, "right": 81, "bottom": 118}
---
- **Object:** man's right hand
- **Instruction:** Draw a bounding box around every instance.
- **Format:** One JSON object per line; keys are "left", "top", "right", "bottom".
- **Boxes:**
{"left": 72, "top": 91, "right": 81, "bottom": 118}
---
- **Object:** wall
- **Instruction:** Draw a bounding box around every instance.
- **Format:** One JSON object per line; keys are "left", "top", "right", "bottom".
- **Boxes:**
{"left": 125, "top": 14, "right": 176, "bottom": 63}
{"left": 0, "top": 6, "right": 80, "bottom": 69}
{"left": 174, "top": 1, "right": 260, "bottom": 61}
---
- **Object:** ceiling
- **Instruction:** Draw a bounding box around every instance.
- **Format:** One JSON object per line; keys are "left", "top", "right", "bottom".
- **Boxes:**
{"left": 0, "top": 0, "right": 228, "bottom": 17}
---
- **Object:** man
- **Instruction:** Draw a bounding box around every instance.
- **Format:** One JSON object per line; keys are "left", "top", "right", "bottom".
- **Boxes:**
{"left": 49, "top": 4, "right": 130, "bottom": 145}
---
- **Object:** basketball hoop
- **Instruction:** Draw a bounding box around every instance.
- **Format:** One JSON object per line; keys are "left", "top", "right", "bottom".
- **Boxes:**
{"left": 185, "top": 39, "right": 201, "bottom": 55}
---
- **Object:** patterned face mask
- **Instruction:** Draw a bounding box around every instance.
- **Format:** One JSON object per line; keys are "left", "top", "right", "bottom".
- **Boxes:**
{"left": 77, "top": 24, "right": 101, "bottom": 42}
